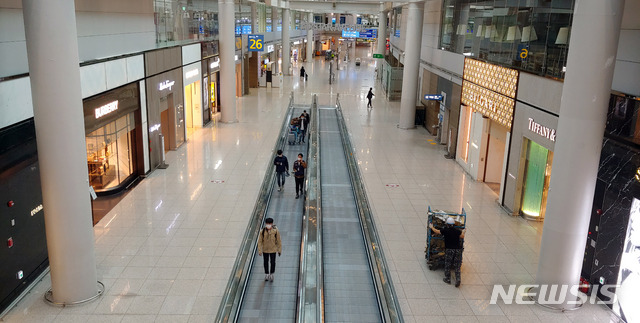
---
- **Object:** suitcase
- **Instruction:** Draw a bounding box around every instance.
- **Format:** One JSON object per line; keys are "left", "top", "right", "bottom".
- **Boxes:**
{"left": 288, "top": 131, "right": 296, "bottom": 145}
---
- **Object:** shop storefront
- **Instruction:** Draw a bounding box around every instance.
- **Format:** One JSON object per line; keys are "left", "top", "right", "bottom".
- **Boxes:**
{"left": 201, "top": 40, "right": 219, "bottom": 123}
{"left": 420, "top": 68, "right": 462, "bottom": 158}
{"left": 183, "top": 61, "right": 203, "bottom": 135}
{"left": 145, "top": 69, "right": 185, "bottom": 169}
{"left": 502, "top": 102, "right": 557, "bottom": 220}
{"left": 456, "top": 58, "right": 518, "bottom": 194}
{"left": 83, "top": 82, "right": 143, "bottom": 193}
{"left": 582, "top": 94, "right": 640, "bottom": 322}
{"left": 203, "top": 56, "right": 220, "bottom": 119}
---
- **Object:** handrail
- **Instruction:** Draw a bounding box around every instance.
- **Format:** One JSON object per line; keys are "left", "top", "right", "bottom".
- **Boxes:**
{"left": 215, "top": 91, "right": 295, "bottom": 323}
{"left": 296, "top": 94, "right": 324, "bottom": 323}
{"left": 334, "top": 95, "right": 404, "bottom": 323}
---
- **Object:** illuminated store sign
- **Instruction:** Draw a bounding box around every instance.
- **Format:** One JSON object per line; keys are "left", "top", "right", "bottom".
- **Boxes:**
{"left": 149, "top": 124, "right": 161, "bottom": 132}
{"left": 94, "top": 100, "right": 118, "bottom": 119}
{"left": 210, "top": 60, "right": 220, "bottom": 69}
{"left": 30, "top": 204, "right": 43, "bottom": 216}
{"left": 462, "top": 81, "right": 515, "bottom": 129}
{"left": 462, "top": 58, "right": 519, "bottom": 130}
{"left": 185, "top": 69, "right": 199, "bottom": 79}
{"left": 159, "top": 80, "right": 175, "bottom": 91}
{"left": 528, "top": 118, "right": 556, "bottom": 142}
{"left": 266, "top": 45, "right": 274, "bottom": 53}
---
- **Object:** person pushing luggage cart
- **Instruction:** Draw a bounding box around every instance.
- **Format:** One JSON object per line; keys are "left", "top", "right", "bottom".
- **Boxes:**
{"left": 425, "top": 207, "right": 466, "bottom": 287}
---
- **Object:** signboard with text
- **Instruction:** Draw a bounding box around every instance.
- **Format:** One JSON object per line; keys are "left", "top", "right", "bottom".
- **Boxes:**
{"left": 247, "top": 34, "right": 264, "bottom": 52}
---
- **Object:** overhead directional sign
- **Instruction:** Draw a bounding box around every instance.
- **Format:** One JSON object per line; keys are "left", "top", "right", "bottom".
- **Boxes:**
{"left": 373, "top": 54, "right": 384, "bottom": 59}
{"left": 424, "top": 94, "right": 444, "bottom": 101}
{"left": 248, "top": 34, "right": 264, "bottom": 52}
{"left": 341, "top": 30, "right": 359, "bottom": 38}
{"left": 358, "top": 29, "right": 378, "bottom": 39}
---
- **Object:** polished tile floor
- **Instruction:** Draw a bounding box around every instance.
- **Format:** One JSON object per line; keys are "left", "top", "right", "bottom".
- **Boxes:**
{"left": 2, "top": 48, "right": 621, "bottom": 323}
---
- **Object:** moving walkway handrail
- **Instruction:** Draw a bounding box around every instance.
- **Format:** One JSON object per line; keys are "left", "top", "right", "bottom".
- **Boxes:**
{"left": 334, "top": 94, "right": 404, "bottom": 323}
{"left": 296, "top": 94, "right": 324, "bottom": 323}
{"left": 215, "top": 91, "right": 295, "bottom": 323}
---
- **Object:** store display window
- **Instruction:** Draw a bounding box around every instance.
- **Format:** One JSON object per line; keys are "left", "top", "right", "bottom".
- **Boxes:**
{"left": 520, "top": 139, "right": 553, "bottom": 219}
{"left": 86, "top": 113, "right": 136, "bottom": 191}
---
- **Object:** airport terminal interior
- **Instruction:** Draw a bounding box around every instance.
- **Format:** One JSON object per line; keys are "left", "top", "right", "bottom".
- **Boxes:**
{"left": 0, "top": 0, "right": 639, "bottom": 322}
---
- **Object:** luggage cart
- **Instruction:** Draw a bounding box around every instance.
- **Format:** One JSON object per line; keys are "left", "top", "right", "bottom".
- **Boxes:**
{"left": 425, "top": 206, "right": 466, "bottom": 271}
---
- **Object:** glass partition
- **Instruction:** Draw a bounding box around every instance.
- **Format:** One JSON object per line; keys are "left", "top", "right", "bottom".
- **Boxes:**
{"left": 154, "top": 0, "right": 219, "bottom": 44}
{"left": 440, "top": 0, "right": 575, "bottom": 79}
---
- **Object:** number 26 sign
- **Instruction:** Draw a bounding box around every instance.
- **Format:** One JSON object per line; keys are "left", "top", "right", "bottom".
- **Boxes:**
{"left": 248, "top": 34, "right": 264, "bottom": 52}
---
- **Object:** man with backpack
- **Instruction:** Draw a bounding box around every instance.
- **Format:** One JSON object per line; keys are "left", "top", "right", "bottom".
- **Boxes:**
{"left": 293, "top": 153, "right": 307, "bottom": 199}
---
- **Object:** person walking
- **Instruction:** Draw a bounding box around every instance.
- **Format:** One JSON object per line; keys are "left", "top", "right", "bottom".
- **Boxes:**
{"left": 300, "top": 66, "right": 306, "bottom": 78}
{"left": 274, "top": 150, "right": 289, "bottom": 191}
{"left": 293, "top": 153, "right": 307, "bottom": 199}
{"left": 429, "top": 217, "right": 465, "bottom": 287}
{"left": 366, "top": 88, "right": 375, "bottom": 109}
{"left": 298, "top": 114, "right": 307, "bottom": 143}
{"left": 301, "top": 110, "right": 310, "bottom": 129}
{"left": 258, "top": 218, "right": 282, "bottom": 282}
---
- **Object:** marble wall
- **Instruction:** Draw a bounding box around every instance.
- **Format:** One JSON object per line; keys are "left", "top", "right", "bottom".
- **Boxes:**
{"left": 586, "top": 103, "right": 640, "bottom": 306}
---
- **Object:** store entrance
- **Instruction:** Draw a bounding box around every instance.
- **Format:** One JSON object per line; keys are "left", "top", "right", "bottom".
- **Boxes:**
{"left": 184, "top": 80, "right": 202, "bottom": 137}
{"left": 520, "top": 139, "right": 554, "bottom": 220}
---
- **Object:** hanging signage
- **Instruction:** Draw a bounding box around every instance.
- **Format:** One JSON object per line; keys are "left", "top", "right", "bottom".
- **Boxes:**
{"left": 210, "top": 59, "right": 220, "bottom": 69}
{"left": 342, "top": 30, "right": 359, "bottom": 38}
{"left": 159, "top": 80, "right": 175, "bottom": 91}
{"left": 94, "top": 100, "right": 118, "bottom": 119}
{"left": 528, "top": 118, "right": 556, "bottom": 142}
{"left": 248, "top": 34, "right": 264, "bottom": 52}
{"left": 424, "top": 94, "right": 443, "bottom": 101}
{"left": 300, "top": 22, "right": 367, "bottom": 32}
{"left": 461, "top": 58, "right": 519, "bottom": 130}
{"left": 358, "top": 29, "right": 378, "bottom": 39}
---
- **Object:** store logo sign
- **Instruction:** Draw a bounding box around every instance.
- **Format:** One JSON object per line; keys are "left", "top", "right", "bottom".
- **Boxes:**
{"left": 149, "top": 124, "right": 161, "bottom": 132}
{"left": 30, "top": 204, "right": 43, "bottom": 216}
{"left": 185, "top": 69, "right": 199, "bottom": 79}
{"left": 94, "top": 100, "right": 118, "bottom": 119}
{"left": 266, "top": 45, "right": 274, "bottom": 53}
{"left": 528, "top": 118, "right": 556, "bottom": 142}
{"left": 159, "top": 80, "right": 175, "bottom": 91}
{"left": 210, "top": 60, "right": 220, "bottom": 69}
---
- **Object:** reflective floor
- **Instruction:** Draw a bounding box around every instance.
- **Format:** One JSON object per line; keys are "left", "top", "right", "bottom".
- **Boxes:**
{"left": 2, "top": 47, "right": 621, "bottom": 323}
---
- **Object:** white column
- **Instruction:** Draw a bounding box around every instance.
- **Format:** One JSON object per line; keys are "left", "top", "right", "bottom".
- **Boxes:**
{"left": 282, "top": 6, "right": 291, "bottom": 75}
{"left": 251, "top": 2, "right": 258, "bottom": 34}
{"left": 22, "top": 0, "right": 98, "bottom": 304}
{"left": 219, "top": 0, "right": 237, "bottom": 123}
{"left": 398, "top": 1, "right": 424, "bottom": 129}
{"left": 307, "top": 12, "right": 313, "bottom": 62}
{"left": 272, "top": 7, "right": 278, "bottom": 33}
{"left": 376, "top": 6, "right": 388, "bottom": 56}
{"left": 535, "top": 0, "right": 625, "bottom": 308}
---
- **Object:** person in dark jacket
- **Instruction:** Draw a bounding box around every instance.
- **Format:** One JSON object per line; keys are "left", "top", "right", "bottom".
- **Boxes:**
{"left": 429, "top": 217, "right": 465, "bottom": 287}
{"left": 301, "top": 110, "right": 310, "bottom": 129}
{"left": 273, "top": 150, "right": 289, "bottom": 192}
{"left": 298, "top": 115, "right": 307, "bottom": 143}
{"left": 293, "top": 153, "right": 307, "bottom": 199}
{"left": 366, "top": 88, "right": 374, "bottom": 109}
{"left": 300, "top": 66, "right": 306, "bottom": 78}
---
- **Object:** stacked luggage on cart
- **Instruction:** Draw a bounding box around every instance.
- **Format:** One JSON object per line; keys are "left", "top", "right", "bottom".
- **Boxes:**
{"left": 425, "top": 206, "right": 466, "bottom": 271}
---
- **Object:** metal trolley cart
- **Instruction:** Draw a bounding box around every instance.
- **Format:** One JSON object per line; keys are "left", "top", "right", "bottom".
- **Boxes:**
{"left": 425, "top": 206, "right": 466, "bottom": 271}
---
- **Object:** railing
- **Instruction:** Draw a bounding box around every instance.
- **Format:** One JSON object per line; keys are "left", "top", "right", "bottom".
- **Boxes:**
{"left": 334, "top": 94, "right": 404, "bottom": 323}
{"left": 296, "top": 94, "right": 324, "bottom": 323}
{"left": 215, "top": 91, "right": 295, "bottom": 323}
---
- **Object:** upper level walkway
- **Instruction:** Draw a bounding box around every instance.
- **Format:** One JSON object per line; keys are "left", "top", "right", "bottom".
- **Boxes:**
{"left": 2, "top": 47, "right": 619, "bottom": 323}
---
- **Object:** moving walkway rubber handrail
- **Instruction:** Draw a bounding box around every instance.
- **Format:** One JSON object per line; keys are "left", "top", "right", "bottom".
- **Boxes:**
{"left": 296, "top": 94, "right": 324, "bottom": 323}
{"left": 215, "top": 91, "right": 295, "bottom": 323}
{"left": 334, "top": 94, "right": 404, "bottom": 323}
